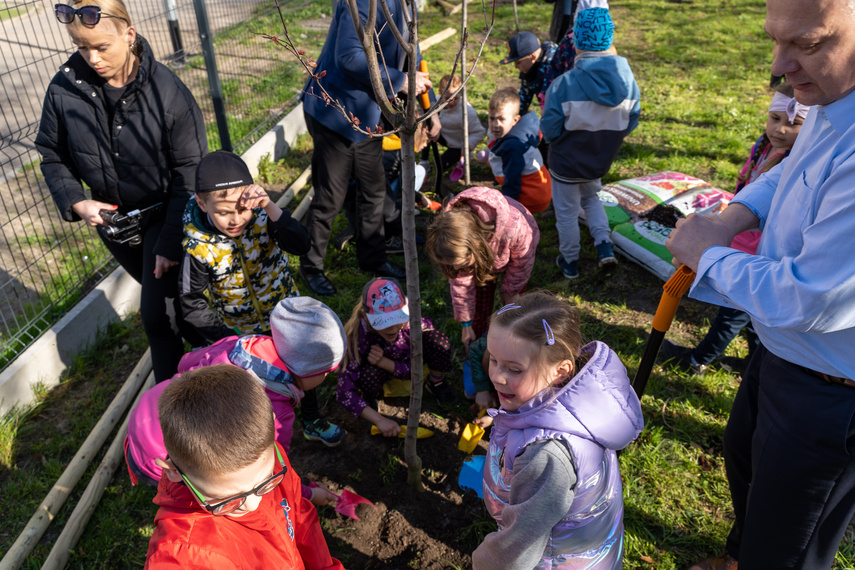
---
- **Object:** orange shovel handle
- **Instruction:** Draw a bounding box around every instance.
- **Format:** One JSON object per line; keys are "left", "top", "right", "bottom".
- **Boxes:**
{"left": 651, "top": 265, "right": 696, "bottom": 332}
{"left": 631, "top": 265, "right": 697, "bottom": 401}
{"left": 418, "top": 60, "right": 431, "bottom": 110}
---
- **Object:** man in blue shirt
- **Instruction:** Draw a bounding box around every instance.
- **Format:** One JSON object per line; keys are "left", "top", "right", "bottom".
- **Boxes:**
{"left": 667, "top": 0, "right": 855, "bottom": 568}
{"left": 299, "top": 0, "right": 438, "bottom": 296}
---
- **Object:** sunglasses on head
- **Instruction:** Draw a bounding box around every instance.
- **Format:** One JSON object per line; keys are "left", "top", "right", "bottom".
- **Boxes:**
{"left": 54, "top": 4, "right": 128, "bottom": 26}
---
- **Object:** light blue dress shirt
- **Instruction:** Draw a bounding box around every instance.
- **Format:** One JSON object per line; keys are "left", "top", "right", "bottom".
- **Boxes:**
{"left": 690, "top": 88, "right": 855, "bottom": 378}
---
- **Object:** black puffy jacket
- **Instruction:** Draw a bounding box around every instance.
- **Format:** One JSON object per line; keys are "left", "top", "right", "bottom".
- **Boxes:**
{"left": 35, "top": 36, "right": 207, "bottom": 261}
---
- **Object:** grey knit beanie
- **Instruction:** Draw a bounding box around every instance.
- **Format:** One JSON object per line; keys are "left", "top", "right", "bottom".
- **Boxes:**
{"left": 270, "top": 297, "right": 347, "bottom": 378}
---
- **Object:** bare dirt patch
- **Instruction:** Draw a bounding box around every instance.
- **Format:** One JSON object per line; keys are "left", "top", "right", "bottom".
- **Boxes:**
{"left": 288, "top": 395, "right": 487, "bottom": 569}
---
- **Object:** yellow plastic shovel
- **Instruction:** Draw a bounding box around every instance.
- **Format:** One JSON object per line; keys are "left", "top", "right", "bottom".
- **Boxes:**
{"left": 458, "top": 409, "right": 487, "bottom": 453}
{"left": 370, "top": 425, "right": 434, "bottom": 439}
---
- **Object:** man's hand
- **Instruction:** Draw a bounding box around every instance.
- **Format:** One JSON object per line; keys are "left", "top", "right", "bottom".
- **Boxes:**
{"left": 72, "top": 200, "right": 117, "bottom": 227}
{"left": 154, "top": 255, "right": 178, "bottom": 279}
{"left": 400, "top": 71, "right": 432, "bottom": 97}
{"left": 665, "top": 213, "right": 733, "bottom": 272}
{"left": 666, "top": 204, "right": 760, "bottom": 271}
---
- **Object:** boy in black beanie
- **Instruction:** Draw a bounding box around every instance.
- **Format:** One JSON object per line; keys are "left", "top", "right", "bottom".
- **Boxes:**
{"left": 180, "top": 150, "right": 344, "bottom": 447}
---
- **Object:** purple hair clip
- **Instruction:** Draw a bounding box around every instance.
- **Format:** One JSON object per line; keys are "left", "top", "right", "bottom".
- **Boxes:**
{"left": 542, "top": 319, "right": 555, "bottom": 345}
{"left": 497, "top": 303, "right": 522, "bottom": 315}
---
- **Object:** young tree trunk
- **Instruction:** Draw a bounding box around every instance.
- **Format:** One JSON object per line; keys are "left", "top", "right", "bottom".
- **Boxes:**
{"left": 399, "top": 126, "right": 425, "bottom": 490}
{"left": 460, "top": 0, "right": 470, "bottom": 185}
{"left": 400, "top": 21, "right": 425, "bottom": 488}
{"left": 287, "top": 0, "right": 495, "bottom": 490}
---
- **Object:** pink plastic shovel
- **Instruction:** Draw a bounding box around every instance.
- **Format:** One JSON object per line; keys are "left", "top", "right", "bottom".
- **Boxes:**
{"left": 309, "top": 482, "right": 377, "bottom": 520}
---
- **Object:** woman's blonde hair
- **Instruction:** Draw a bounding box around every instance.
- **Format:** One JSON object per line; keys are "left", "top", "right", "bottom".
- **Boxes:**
{"left": 426, "top": 202, "right": 496, "bottom": 286}
{"left": 490, "top": 291, "right": 588, "bottom": 384}
{"left": 66, "top": 0, "right": 140, "bottom": 54}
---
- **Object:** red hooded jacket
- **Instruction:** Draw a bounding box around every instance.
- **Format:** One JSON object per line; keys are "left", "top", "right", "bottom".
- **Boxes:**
{"left": 145, "top": 442, "right": 343, "bottom": 569}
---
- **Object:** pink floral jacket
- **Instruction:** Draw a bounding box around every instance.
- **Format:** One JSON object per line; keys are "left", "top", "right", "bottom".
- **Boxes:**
{"left": 445, "top": 187, "right": 540, "bottom": 322}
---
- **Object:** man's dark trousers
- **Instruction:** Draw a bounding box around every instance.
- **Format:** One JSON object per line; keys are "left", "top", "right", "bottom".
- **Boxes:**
{"left": 301, "top": 111, "right": 387, "bottom": 272}
{"left": 723, "top": 343, "right": 855, "bottom": 569}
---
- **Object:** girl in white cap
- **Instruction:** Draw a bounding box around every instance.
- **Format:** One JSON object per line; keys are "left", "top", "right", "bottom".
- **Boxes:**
{"left": 338, "top": 278, "right": 456, "bottom": 436}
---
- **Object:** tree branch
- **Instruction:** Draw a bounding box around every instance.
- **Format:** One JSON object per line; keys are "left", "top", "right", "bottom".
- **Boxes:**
{"left": 345, "top": 0, "right": 402, "bottom": 122}
{"left": 378, "top": 0, "right": 413, "bottom": 58}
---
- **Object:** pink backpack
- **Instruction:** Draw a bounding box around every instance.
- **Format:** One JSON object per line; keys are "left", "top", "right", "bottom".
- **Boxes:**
{"left": 124, "top": 336, "right": 299, "bottom": 485}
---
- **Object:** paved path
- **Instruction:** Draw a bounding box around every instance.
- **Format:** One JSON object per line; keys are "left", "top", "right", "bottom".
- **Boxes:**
{"left": 0, "top": 0, "right": 258, "bottom": 176}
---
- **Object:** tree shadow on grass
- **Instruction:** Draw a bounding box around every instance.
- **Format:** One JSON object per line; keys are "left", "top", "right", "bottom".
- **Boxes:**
{"left": 624, "top": 502, "right": 731, "bottom": 568}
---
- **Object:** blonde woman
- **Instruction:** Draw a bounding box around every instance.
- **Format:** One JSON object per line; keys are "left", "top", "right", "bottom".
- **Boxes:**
{"left": 36, "top": 0, "right": 207, "bottom": 381}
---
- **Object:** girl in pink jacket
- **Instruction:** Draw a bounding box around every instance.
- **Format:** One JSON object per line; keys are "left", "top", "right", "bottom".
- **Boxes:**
{"left": 426, "top": 186, "right": 540, "bottom": 354}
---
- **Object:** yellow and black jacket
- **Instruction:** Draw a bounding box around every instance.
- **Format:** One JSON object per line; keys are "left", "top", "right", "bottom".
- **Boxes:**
{"left": 179, "top": 196, "right": 310, "bottom": 342}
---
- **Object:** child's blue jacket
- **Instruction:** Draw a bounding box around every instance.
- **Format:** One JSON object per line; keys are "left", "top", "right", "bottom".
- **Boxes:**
{"left": 489, "top": 111, "right": 544, "bottom": 201}
{"left": 541, "top": 52, "right": 640, "bottom": 181}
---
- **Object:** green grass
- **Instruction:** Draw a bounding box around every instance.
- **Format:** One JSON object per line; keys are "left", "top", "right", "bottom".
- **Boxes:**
{"left": 0, "top": 314, "right": 153, "bottom": 568}
{"left": 188, "top": 0, "right": 332, "bottom": 153}
{"left": 0, "top": 2, "right": 25, "bottom": 22}
{"left": 2, "top": 0, "right": 855, "bottom": 567}
{"left": 0, "top": 218, "right": 115, "bottom": 371}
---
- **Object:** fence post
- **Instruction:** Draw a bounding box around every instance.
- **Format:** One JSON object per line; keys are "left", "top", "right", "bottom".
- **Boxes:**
{"left": 163, "top": 0, "right": 185, "bottom": 65}
{"left": 192, "top": 0, "right": 232, "bottom": 151}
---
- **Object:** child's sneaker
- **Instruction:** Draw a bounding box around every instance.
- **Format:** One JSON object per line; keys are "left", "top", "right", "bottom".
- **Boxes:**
{"left": 596, "top": 242, "right": 618, "bottom": 268}
{"left": 556, "top": 256, "right": 579, "bottom": 280}
{"left": 385, "top": 235, "right": 404, "bottom": 254}
{"left": 425, "top": 376, "right": 459, "bottom": 406}
{"left": 303, "top": 418, "right": 345, "bottom": 447}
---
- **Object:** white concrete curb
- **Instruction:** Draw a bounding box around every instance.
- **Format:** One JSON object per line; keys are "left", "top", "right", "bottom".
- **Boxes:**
{"left": 242, "top": 102, "right": 308, "bottom": 179}
{"left": 0, "top": 269, "right": 141, "bottom": 415}
{"left": 0, "top": 105, "right": 308, "bottom": 416}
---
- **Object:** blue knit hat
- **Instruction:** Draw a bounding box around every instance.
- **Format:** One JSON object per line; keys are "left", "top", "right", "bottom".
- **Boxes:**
{"left": 574, "top": 8, "right": 614, "bottom": 52}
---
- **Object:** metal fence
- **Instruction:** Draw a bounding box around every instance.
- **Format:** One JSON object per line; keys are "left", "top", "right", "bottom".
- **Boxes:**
{"left": 0, "top": 0, "right": 308, "bottom": 369}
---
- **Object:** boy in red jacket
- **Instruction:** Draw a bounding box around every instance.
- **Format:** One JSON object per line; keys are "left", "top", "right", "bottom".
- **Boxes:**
{"left": 145, "top": 364, "right": 343, "bottom": 569}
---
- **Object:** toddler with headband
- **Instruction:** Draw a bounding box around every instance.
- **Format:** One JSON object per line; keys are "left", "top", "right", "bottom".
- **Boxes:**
{"left": 472, "top": 291, "right": 643, "bottom": 570}
{"left": 663, "top": 82, "right": 810, "bottom": 376}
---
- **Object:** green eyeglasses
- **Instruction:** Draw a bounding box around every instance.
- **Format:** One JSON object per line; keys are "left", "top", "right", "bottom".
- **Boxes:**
{"left": 173, "top": 445, "right": 287, "bottom": 516}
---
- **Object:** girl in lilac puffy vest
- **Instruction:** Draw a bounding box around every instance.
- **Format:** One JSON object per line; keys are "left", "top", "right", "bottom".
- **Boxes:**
{"left": 472, "top": 291, "right": 643, "bottom": 569}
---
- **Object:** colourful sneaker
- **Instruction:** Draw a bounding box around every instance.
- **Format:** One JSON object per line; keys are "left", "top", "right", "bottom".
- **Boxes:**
{"left": 425, "top": 377, "right": 459, "bottom": 406}
{"left": 556, "top": 256, "right": 579, "bottom": 280}
{"left": 596, "top": 242, "right": 618, "bottom": 268}
{"left": 303, "top": 418, "right": 345, "bottom": 447}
